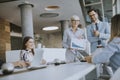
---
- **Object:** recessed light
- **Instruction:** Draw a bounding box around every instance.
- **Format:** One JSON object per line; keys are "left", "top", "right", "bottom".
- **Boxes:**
{"left": 40, "top": 13, "right": 59, "bottom": 18}
{"left": 45, "top": 6, "right": 59, "bottom": 11}
{"left": 42, "top": 26, "right": 59, "bottom": 31}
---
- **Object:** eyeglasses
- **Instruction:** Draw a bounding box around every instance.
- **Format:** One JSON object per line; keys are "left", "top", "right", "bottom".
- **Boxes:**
{"left": 89, "top": 14, "right": 96, "bottom": 17}
{"left": 71, "top": 20, "right": 80, "bottom": 22}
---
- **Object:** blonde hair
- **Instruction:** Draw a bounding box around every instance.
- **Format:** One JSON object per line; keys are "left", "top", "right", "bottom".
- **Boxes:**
{"left": 71, "top": 15, "right": 80, "bottom": 21}
{"left": 109, "top": 14, "right": 120, "bottom": 42}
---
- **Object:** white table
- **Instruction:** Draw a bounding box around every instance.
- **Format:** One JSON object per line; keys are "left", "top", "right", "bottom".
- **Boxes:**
{"left": 0, "top": 62, "right": 96, "bottom": 80}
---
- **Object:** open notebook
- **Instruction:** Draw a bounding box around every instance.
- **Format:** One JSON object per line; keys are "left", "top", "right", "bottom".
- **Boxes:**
{"left": 27, "top": 48, "right": 47, "bottom": 70}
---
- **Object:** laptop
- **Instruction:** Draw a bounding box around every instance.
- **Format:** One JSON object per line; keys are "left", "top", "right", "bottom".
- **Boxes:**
{"left": 27, "top": 48, "right": 47, "bottom": 70}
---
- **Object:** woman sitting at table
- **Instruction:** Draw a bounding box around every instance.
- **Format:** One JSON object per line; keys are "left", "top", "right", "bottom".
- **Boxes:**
{"left": 13, "top": 36, "right": 46, "bottom": 68}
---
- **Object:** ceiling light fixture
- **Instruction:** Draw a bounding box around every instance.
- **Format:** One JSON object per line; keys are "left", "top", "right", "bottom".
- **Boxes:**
{"left": 45, "top": 6, "right": 59, "bottom": 11}
{"left": 42, "top": 26, "right": 59, "bottom": 31}
{"left": 40, "top": 13, "right": 59, "bottom": 18}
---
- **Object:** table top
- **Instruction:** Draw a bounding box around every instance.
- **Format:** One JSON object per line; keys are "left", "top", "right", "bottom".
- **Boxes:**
{"left": 0, "top": 62, "right": 95, "bottom": 80}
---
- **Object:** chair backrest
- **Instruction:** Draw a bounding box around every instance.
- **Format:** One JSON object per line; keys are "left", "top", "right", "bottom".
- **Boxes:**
{"left": 6, "top": 50, "right": 21, "bottom": 63}
{"left": 6, "top": 49, "right": 44, "bottom": 63}
{"left": 6, "top": 48, "right": 66, "bottom": 63}
{"left": 42, "top": 48, "right": 66, "bottom": 63}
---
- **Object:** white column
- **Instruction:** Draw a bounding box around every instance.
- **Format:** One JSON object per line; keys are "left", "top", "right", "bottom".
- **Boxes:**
{"left": 116, "top": 0, "right": 120, "bottom": 14}
{"left": 18, "top": 3, "right": 34, "bottom": 38}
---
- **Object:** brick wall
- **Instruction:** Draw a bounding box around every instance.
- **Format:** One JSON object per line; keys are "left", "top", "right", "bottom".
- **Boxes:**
{"left": 0, "top": 18, "right": 11, "bottom": 62}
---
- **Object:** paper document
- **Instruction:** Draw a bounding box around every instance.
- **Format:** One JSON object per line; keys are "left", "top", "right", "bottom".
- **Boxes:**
{"left": 71, "top": 38, "right": 86, "bottom": 50}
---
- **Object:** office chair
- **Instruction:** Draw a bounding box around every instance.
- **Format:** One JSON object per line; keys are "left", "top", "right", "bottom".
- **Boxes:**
{"left": 110, "top": 67, "right": 120, "bottom": 80}
{"left": 98, "top": 52, "right": 120, "bottom": 80}
{"left": 98, "top": 64, "right": 113, "bottom": 80}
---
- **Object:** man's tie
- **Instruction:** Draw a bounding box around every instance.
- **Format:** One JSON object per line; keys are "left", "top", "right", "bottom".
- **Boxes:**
{"left": 95, "top": 23, "right": 101, "bottom": 46}
{"left": 95, "top": 23, "right": 98, "bottom": 30}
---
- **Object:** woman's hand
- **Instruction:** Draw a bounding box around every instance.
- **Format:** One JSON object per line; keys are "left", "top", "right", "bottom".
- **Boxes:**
{"left": 41, "top": 59, "right": 46, "bottom": 64}
{"left": 68, "top": 48, "right": 74, "bottom": 50}
{"left": 12, "top": 61, "right": 30, "bottom": 68}
{"left": 25, "top": 62, "right": 31, "bottom": 67}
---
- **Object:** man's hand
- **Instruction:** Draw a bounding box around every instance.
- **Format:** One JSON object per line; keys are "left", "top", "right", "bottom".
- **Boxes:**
{"left": 85, "top": 56, "right": 92, "bottom": 63}
{"left": 93, "top": 30, "right": 99, "bottom": 37}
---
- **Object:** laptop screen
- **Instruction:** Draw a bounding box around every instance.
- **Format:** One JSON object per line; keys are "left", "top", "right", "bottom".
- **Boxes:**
{"left": 30, "top": 48, "right": 44, "bottom": 66}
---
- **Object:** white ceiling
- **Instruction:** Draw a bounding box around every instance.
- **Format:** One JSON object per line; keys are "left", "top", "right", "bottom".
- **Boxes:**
{"left": 0, "top": 0, "right": 85, "bottom": 34}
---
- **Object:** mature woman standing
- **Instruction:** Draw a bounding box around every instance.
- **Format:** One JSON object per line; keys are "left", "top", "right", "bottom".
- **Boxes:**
{"left": 62, "top": 15, "right": 86, "bottom": 63}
